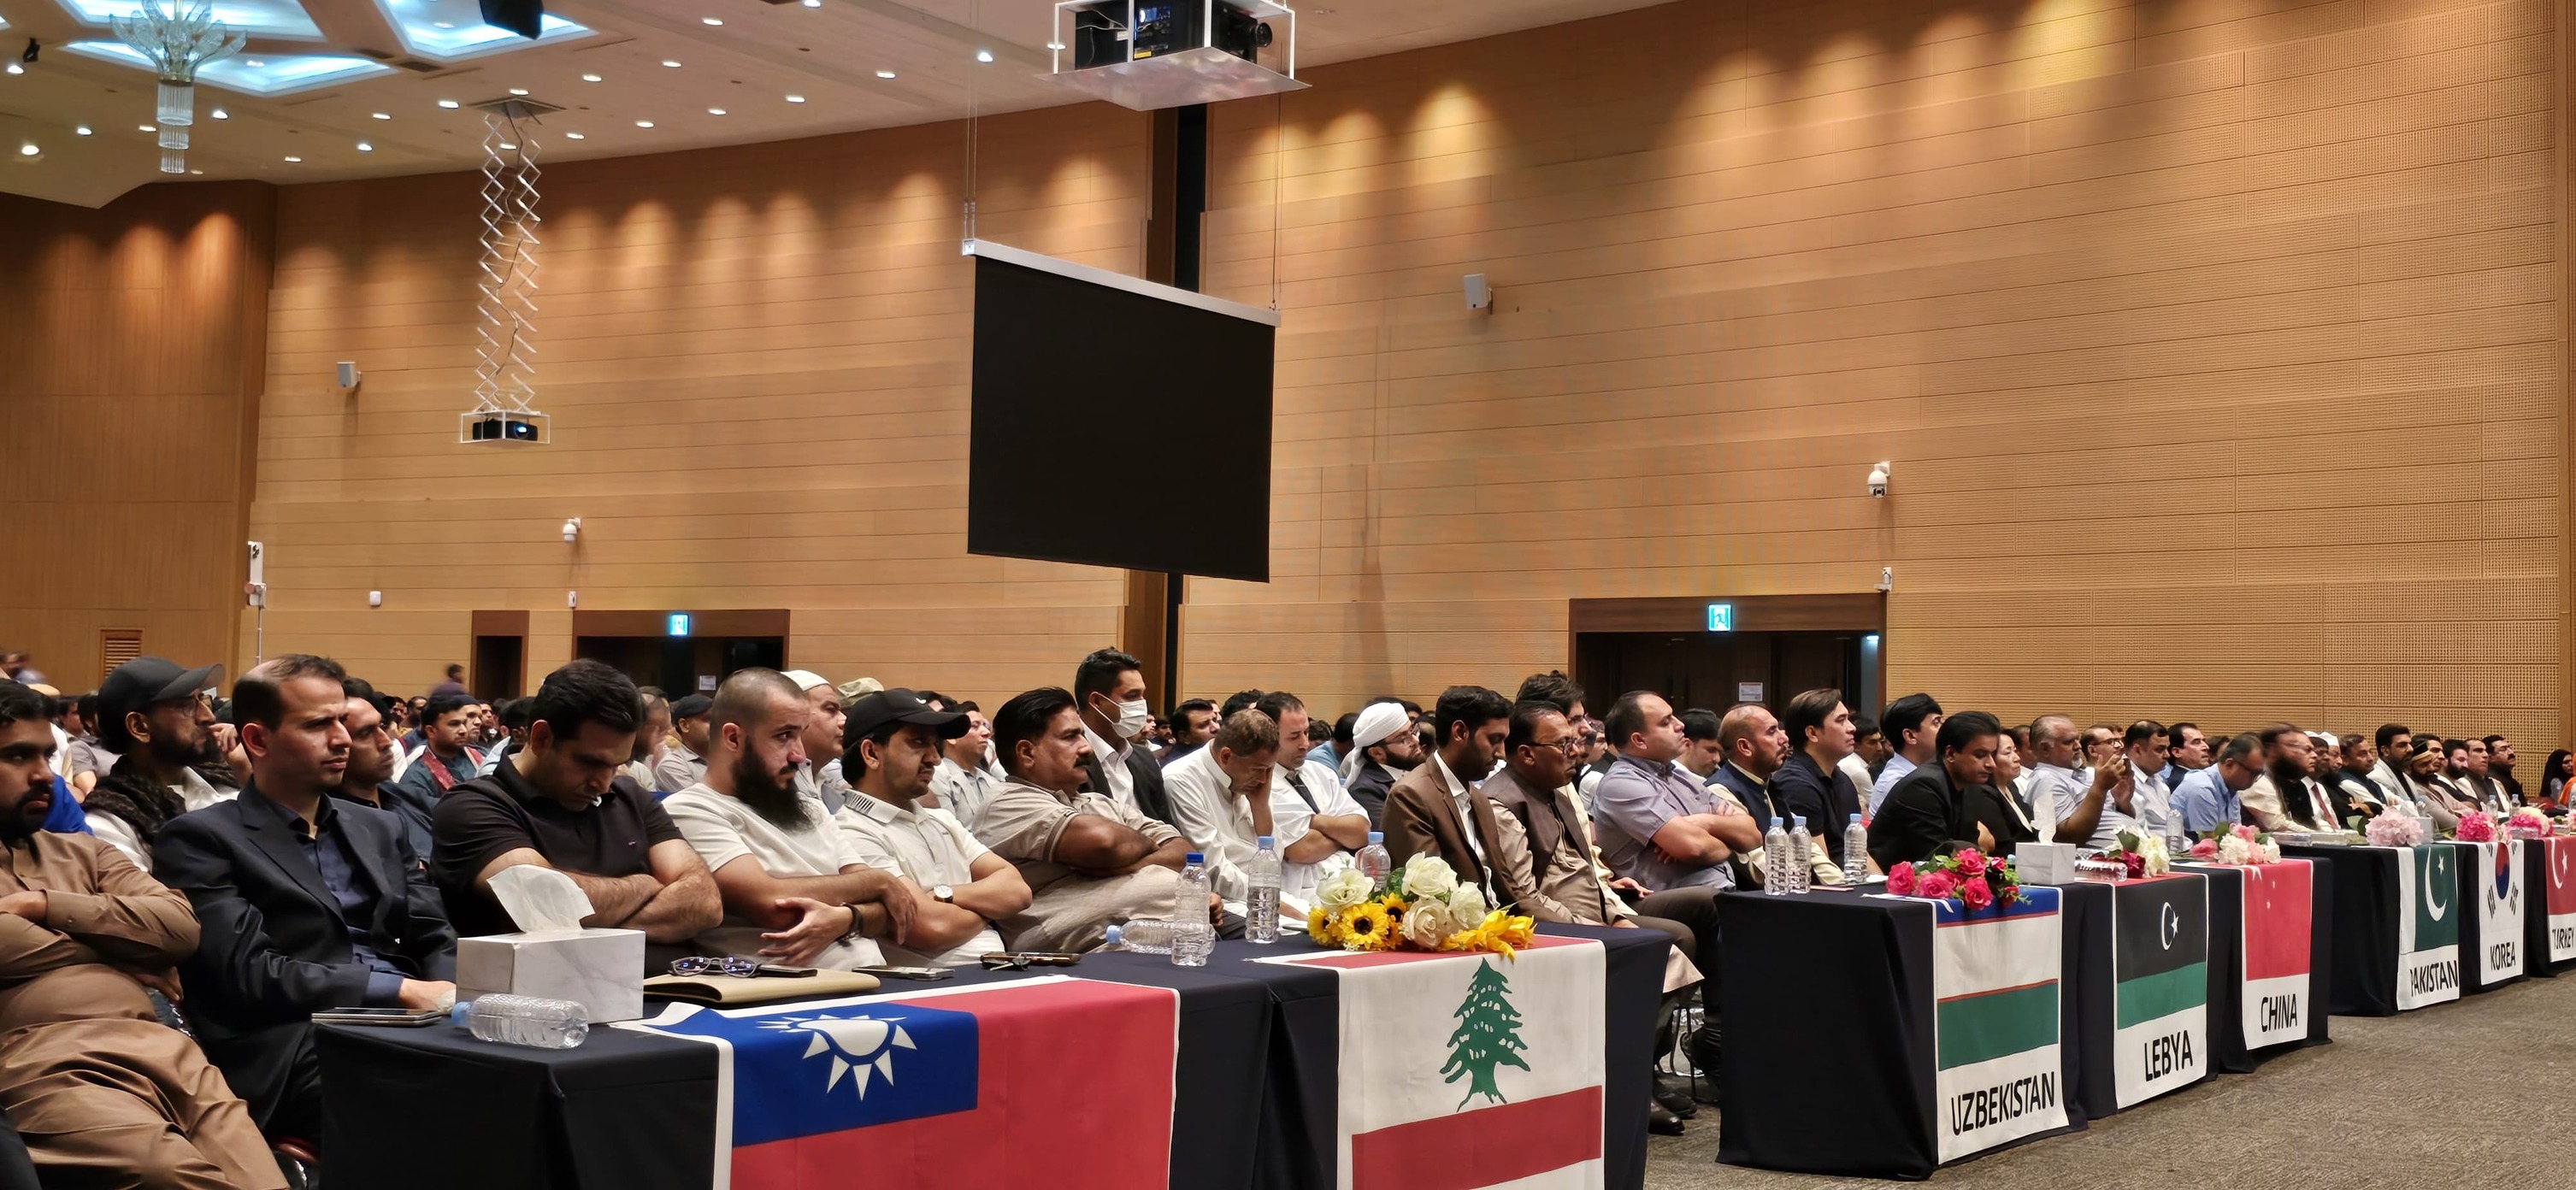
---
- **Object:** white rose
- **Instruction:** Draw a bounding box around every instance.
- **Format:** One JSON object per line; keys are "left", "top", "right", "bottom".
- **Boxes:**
{"left": 1401, "top": 899, "right": 1456, "bottom": 949}
{"left": 2259, "top": 839, "right": 2282, "bottom": 863}
{"left": 1447, "top": 883, "right": 1487, "bottom": 924}
{"left": 1317, "top": 867, "right": 1374, "bottom": 910}
{"left": 2216, "top": 834, "right": 2250, "bottom": 865}
{"left": 1401, "top": 855, "right": 1459, "bottom": 901}
{"left": 2139, "top": 835, "right": 2171, "bottom": 875}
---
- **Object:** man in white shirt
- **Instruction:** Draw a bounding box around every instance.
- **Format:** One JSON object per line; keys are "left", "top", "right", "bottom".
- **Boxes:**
{"left": 1866, "top": 694, "right": 1943, "bottom": 815}
{"left": 1161, "top": 710, "right": 1290, "bottom": 914}
{"left": 928, "top": 700, "right": 1004, "bottom": 826}
{"left": 834, "top": 690, "right": 1029, "bottom": 968}
{"left": 1071, "top": 649, "right": 1172, "bottom": 824}
{"left": 2121, "top": 720, "right": 2176, "bottom": 836}
{"left": 662, "top": 669, "right": 916, "bottom": 969}
{"left": 780, "top": 670, "right": 849, "bottom": 813}
{"left": 2026, "top": 713, "right": 2135, "bottom": 849}
{"left": 1252, "top": 692, "right": 1371, "bottom": 883}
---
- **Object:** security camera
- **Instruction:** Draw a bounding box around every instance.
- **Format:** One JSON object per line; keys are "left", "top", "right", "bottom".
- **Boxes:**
{"left": 1866, "top": 462, "right": 1889, "bottom": 498}
{"left": 561, "top": 517, "right": 581, "bottom": 544}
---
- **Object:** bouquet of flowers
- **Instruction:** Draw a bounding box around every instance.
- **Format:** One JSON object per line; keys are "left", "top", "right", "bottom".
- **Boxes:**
{"left": 2508, "top": 806, "right": 2551, "bottom": 839}
{"left": 1306, "top": 855, "right": 1538, "bottom": 957}
{"left": 2096, "top": 827, "right": 2172, "bottom": 878}
{"left": 2451, "top": 813, "right": 2496, "bottom": 843}
{"left": 2187, "top": 822, "right": 2281, "bottom": 866}
{"left": 1885, "top": 847, "right": 2021, "bottom": 910}
{"left": 2366, "top": 812, "right": 2426, "bottom": 848}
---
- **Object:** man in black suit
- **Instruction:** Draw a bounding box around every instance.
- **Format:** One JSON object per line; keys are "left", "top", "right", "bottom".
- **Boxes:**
{"left": 154, "top": 655, "right": 457, "bottom": 1142}
{"left": 1867, "top": 711, "right": 2019, "bottom": 870}
{"left": 1070, "top": 649, "right": 1174, "bottom": 825}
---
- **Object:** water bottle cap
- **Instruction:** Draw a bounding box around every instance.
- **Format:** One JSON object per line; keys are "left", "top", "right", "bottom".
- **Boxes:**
{"left": 1367, "top": 831, "right": 1383, "bottom": 844}
{"left": 1256, "top": 835, "right": 1274, "bottom": 848}
{"left": 1850, "top": 813, "right": 1862, "bottom": 823}
{"left": 451, "top": 1001, "right": 473, "bottom": 1028}
{"left": 1792, "top": 815, "right": 1807, "bottom": 828}
{"left": 1105, "top": 924, "right": 1123, "bottom": 945}
{"left": 1185, "top": 852, "right": 1204, "bottom": 864}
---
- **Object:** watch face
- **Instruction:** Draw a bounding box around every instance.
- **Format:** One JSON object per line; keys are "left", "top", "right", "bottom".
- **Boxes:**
{"left": 934, "top": 885, "right": 956, "bottom": 903}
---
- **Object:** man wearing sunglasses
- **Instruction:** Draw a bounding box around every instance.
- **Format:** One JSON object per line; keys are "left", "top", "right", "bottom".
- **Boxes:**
{"left": 85, "top": 657, "right": 235, "bottom": 870}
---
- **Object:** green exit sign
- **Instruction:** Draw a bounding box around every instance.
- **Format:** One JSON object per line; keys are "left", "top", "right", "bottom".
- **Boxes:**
{"left": 1706, "top": 603, "right": 1734, "bottom": 632}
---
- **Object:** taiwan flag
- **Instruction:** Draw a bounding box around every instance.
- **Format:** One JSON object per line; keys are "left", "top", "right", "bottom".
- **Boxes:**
{"left": 2238, "top": 860, "right": 2313, "bottom": 1049}
{"left": 625, "top": 976, "right": 1178, "bottom": 1190}
{"left": 1260, "top": 937, "right": 1606, "bottom": 1190}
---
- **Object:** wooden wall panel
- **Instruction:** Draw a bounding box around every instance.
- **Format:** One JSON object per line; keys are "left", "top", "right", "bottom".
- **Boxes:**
{"left": 1193, "top": 0, "right": 2567, "bottom": 741}
{"left": 0, "top": 183, "right": 274, "bottom": 689}
{"left": 246, "top": 107, "right": 1150, "bottom": 704}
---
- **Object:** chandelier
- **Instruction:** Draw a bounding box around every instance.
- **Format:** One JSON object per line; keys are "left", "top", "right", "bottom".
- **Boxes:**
{"left": 109, "top": 0, "right": 244, "bottom": 174}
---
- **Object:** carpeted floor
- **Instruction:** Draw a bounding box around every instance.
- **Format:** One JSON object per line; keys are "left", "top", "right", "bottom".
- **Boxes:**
{"left": 1644, "top": 969, "right": 2576, "bottom": 1188}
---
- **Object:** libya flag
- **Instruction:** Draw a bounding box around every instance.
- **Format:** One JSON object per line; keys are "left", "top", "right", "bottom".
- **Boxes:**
{"left": 2110, "top": 873, "right": 2208, "bottom": 1107}
{"left": 2239, "top": 860, "right": 2314, "bottom": 1049}
{"left": 2392, "top": 843, "right": 2461, "bottom": 1010}
{"left": 2546, "top": 837, "right": 2576, "bottom": 964}
{"left": 1929, "top": 886, "right": 2066, "bottom": 1163}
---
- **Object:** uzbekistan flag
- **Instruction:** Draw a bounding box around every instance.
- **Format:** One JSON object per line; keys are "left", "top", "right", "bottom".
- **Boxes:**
{"left": 2545, "top": 837, "right": 2576, "bottom": 964}
{"left": 622, "top": 976, "right": 1178, "bottom": 1190}
{"left": 2238, "top": 860, "right": 2314, "bottom": 1049}
{"left": 2109, "top": 873, "right": 2207, "bottom": 1107}
{"left": 2471, "top": 839, "right": 2526, "bottom": 984}
{"left": 1260, "top": 936, "right": 1606, "bottom": 1190}
{"left": 2392, "top": 843, "right": 2461, "bottom": 1010}
{"left": 1925, "top": 887, "right": 2065, "bottom": 1163}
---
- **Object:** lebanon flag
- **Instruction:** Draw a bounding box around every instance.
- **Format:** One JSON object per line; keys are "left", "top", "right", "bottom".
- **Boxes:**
{"left": 1261, "top": 936, "right": 1606, "bottom": 1190}
{"left": 2393, "top": 843, "right": 2461, "bottom": 1010}
{"left": 622, "top": 976, "right": 1178, "bottom": 1190}
{"left": 2110, "top": 873, "right": 2208, "bottom": 1107}
{"left": 1925, "top": 886, "right": 2065, "bottom": 1163}
{"left": 2546, "top": 837, "right": 2576, "bottom": 964}
{"left": 2239, "top": 860, "right": 2314, "bottom": 1049}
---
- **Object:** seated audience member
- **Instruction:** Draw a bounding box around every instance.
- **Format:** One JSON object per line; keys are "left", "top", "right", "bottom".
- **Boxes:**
{"left": 1677, "top": 709, "right": 1725, "bottom": 781}
{"left": 661, "top": 669, "right": 916, "bottom": 970}
{"left": 2122, "top": 720, "right": 2177, "bottom": 836}
{"left": 928, "top": 701, "right": 1004, "bottom": 825}
{"left": 2541, "top": 749, "right": 2573, "bottom": 810}
{"left": 0, "top": 680, "right": 286, "bottom": 1189}
{"left": 327, "top": 679, "right": 420, "bottom": 855}
{"left": 2461, "top": 737, "right": 2511, "bottom": 814}
{"left": 2399, "top": 744, "right": 2466, "bottom": 829}
{"left": 2486, "top": 735, "right": 2524, "bottom": 806}
{"left": 473, "top": 697, "right": 533, "bottom": 779}
{"left": 833, "top": 690, "right": 1029, "bottom": 968}
{"left": 61, "top": 692, "right": 112, "bottom": 796}
{"left": 1311, "top": 713, "right": 1352, "bottom": 773}
{"left": 153, "top": 655, "right": 457, "bottom": 1142}
{"left": 2082, "top": 722, "right": 2124, "bottom": 776}
{"left": 2241, "top": 724, "right": 2343, "bottom": 832}
{"left": 654, "top": 693, "right": 716, "bottom": 792}
{"left": 1382, "top": 686, "right": 1517, "bottom": 900}
{"left": 1867, "top": 693, "right": 1944, "bottom": 814}
{"left": 433, "top": 662, "right": 721, "bottom": 968}
{"left": 1339, "top": 701, "right": 1418, "bottom": 826}
{"left": 393, "top": 692, "right": 482, "bottom": 814}
{"left": 1842, "top": 715, "right": 1884, "bottom": 792}
{"left": 1867, "top": 711, "right": 2009, "bottom": 868}
{"left": 1989, "top": 728, "right": 2040, "bottom": 837}
{"left": 2172, "top": 733, "right": 2265, "bottom": 833}
{"left": 971, "top": 687, "right": 1197, "bottom": 951}
{"left": 2025, "top": 713, "right": 2136, "bottom": 848}
{"left": 2160, "top": 722, "right": 2209, "bottom": 788}
{"left": 1253, "top": 692, "right": 1371, "bottom": 878}
{"left": 2333, "top": 734, "right": 2384, "bottom": 816}
{"left": 85, "top": 657, "right": 236, "bottom": 869}
{"left": 1708, "top": 704, "right": 1786, "bottom": 831}
{"left": 779, "top": 670, "right": 849, "bottom": 813}
{"left": 612, "top": 692, "right": 668, "bottom": 789}
{"left": 2367, "top": 724, "right": 2417, "bottom": 808}
{"left": 1159, "top": 698, "right": 1219, "bottom": 767}
{"left": 1767, "top": 689, "right": 1867, "bottom": 868}
{"left": 1159, "top": 710, "right": 1296, "bottom": 911}
{"left": 1071, "top": 649, "right": 1173, "bottom": 824}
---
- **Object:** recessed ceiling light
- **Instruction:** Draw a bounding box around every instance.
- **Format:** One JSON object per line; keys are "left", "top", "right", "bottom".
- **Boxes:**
{"left": 875, "top": 69, "right": 896, "bottom": 79}
{"left": 976, "top": 49, "right": 993, "bottom": 62}
{"left": 17, "top": 144, "right": 38, "bottom": 156}
{"left": 4, "top": 63, "right": 21, "bottom": 76}
{"left": 634, "top": 120, "right": 655, "bottom": 127}
{"left": 784, "top": 93, "right": 805, "bottom": 103}
{"left": 138, "top": 124, "right": 155, "bottom": 133}
{"left": 662, "top": 60, "right": 682, "bottom": 68}
{"left": 581, "top": 73, "right": 601, "bottom": 82}
{"left": 75, "top": 126, "right": 92, "bottom": 136}
{"left": 370, "top": 112, "right": 390, "bottom": 120}
{"left": 432, "top": 19, "right": 453, "bottom": 27}
{"left": 701, "top": 15, "right": 722, "bottom": 25}
{"left": 284, "top": 155, "right": 302, "bottom": 162}
{"left": 210, "top": 108, "right": 228, "bottom": 119}
{"left": 707, "top": 107, "right": 725, "bottom": 115}
{"left": 356, "top": 141, "right": 373, "bottom": 151}
{"left": 438, "top": 99, "right": 460, "bottom": 109}
{"left": 509, "top": 87, "right": 528, "bottom": 96}
{"left": 564, "top": 131, "right": 585, "bottom": 139}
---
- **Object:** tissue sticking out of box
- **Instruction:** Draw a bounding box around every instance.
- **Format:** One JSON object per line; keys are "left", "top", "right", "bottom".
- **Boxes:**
{"left": 489, "top": 866, "right": 595, "bottom": 938}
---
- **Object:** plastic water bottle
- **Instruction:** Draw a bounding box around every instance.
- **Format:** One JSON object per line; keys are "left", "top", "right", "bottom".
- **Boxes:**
{"left": 1117, "top": 918, "right": 1174, "bottom": 955}
{"left": 1099, "top": 924, "right": 1126, "bottom": 951}
{"left": 459, "top": 993, "right": 588, "bottom": 1050}
{"left": 1246, "top": 835, "right": 1283, "bottom": 944}
{"left": 1355, "top": 832, "right": 1392, "bottom": 882}
{"left": 1842, "top": 813, "right": 1869, "bottom": 887}
{"left": 1763, "top": 817, "right": 1792, "bottom": 895}
{"left": 1171, "top": 853, "right": 1214, "bottom": 967}
{"left": 1788, "top": 816, "right": 1813, "bottom": 892}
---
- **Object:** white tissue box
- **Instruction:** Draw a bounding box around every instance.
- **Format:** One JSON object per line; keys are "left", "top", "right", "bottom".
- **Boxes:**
{"left": 457, "top": 928, "right": 645, "bottom": 1023}
{"left": 2013, "top": 842, "right": 2082, "bottom": 886}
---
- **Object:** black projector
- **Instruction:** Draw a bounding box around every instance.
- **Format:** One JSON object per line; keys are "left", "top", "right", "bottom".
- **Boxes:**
{"left": 1071, "top": 1, "right": 1271, "bottom": 68}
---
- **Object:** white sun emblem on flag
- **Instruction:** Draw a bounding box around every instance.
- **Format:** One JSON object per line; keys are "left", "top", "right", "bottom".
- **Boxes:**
{"left": 758, "top": 1013, "right": 917, "bottom": 1099}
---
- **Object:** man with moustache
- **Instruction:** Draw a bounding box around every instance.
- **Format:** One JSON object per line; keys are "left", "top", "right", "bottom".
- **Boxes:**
{"left": 661, "top": 669, "right": 917, "bottom": 969}
{"left": 1382, "top": 686, "right": 1518, "bottom": 902}
{"left": 2240, "top": 724, "right": 2344, "bottom": 832}
{"left": 971, "top": 687, "right": 1199, "bottom": 951}
{"left": 1340, "top": 701, "right": 1420, "bottom": 828}
{"left": 0, "top": 680, "right": 286, "bottom": 1189}
{"left": 2171, "top": 733, "right": 2267, "bottom": 834}
{"left": 928, "top": 700, "right": 1005, "bottom": 826}
{"left": 834, "top": 690, "right": 1029, "bottom": 968}
{"left": 1071, "top": 650, "right": 1173, "bottom": 825}
{"left": 2484, "top": 735, "right": 2525, "bottom": 806}
{"left": 2160, "top": 722, "right": 2210, "bottom": 789}
{"left": 84, "top": 657, "right": 233, "bottom": 870}
{"left": 779, "top": 671, "right": 851, "bottom": 813}
{"left": 152, "top": 655, "right": 457, "bottom": 1143}
{"left": 1708, "top": 704, "right": 1787, "bottom": 831}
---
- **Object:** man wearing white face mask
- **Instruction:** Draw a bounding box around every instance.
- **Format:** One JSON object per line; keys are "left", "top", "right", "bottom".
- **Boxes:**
{"left": 1070, "top": 648, "right": 1175, "bottom": 826}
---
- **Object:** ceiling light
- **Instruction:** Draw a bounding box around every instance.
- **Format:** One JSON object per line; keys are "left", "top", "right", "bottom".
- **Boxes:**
{"left": 1047, "top": 40, "right": 1065, "bottom": 50}
{"left": 356, "top": 141, "right": 373, "bottom": 151}
{"left": 875, "top": 69, "right": 895, "bottom": 79}
{"left": 634, "top": 119, "right": 654, "bottom": 127}
{"left": 438, "top": 99, "right": 459, "bottom": 109}
{"left": 662, "top": 60, "right": 681, "bottom": 68}
{"left": 210, "top": 108, "right": 228, "bottom": 120}
{"left": 138, "top": 124, "right": 155, "bottom": 133}
{"left": 17, "top": 144, "right": 38, "bottom": 156}
{"left": 784, "top": 94, "right": 805, "bottom": 103}
{"left": 509, "top": 87, "right": 528, "bottom": 96}
{"left": 4, "top": 63, "right": 21, "bottom": 76}
{"left": 75, "top": 125, "right": 91, "bottom": 136}
{"left": 284, "top": 155, "right": 301, "bottom": 162}
{"left": 580, "top": 73, "right": 600, "bottom": 82}
{"left": 976, "top": 49, "right": 993, "bottom": 62}
{"left": 370, "top": 112, "right": 390, "bottom": 120}
{"left": 701, "top": 15, "right": 722, "bottom": 25}
{"left": 706, "top": 107, "right": 725, "bottom": 115}
{"left": 564, "top": 131, "right": 585, "bottom": 139}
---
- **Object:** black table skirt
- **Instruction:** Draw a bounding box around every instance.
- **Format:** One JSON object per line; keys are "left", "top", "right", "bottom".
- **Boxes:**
{"left": 2179, "top": 863, "right": 2331, "bottom": 1074}
{"left": 2285, "top": 845, "right": 2397, "bottom": 1016}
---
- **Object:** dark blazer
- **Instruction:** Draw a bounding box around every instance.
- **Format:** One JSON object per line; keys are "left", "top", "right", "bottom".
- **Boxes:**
{"left": 1080, "top": 742, "right": 1174, "bottom": 828}
{"left": 1868, "top": 766, "right": 1980, "bottom": 869}
{"left": 1769, "top": 751, "right": 1865, "bottom": 869}
{"left": 1380, "top": 757, "right": 1512, "bottom": 904}
{"left": 152, "top": 785, "right": 458, "bottom": 1128}
{"left": 1346, "top": 759, "right": 1396, "bottom": 828}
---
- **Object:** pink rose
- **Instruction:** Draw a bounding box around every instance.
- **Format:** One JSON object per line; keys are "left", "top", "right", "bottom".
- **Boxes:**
{"left": 1959, "top": 875, "right": 1994, "bottom": 910}
{"left": 1919, "top": 871, "right": 1960, "bottom": 900}
{"left": 1887, "top": 862, "right": 1917, "bottom": 896}
{"left": 2190, "top": 839, "right": 2219, "bottom": 860}
{"left": 1955, "top": 849, "right": 1987, "bottom": 877}
{"left": 2122, "top": 851, "right": 2147, "bottom": 878}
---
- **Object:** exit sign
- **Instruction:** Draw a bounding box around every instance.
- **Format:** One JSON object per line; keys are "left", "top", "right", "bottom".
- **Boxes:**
{"left": 666, "top": 612, "right": 693, "bottom": 638}
{"left": 1706, "top": 603, "right": 1734, "bottom": 632}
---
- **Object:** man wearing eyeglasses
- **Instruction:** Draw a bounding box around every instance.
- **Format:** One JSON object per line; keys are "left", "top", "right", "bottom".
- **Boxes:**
{"left": 90, "top": 658, "right": 236, "bottom": 854}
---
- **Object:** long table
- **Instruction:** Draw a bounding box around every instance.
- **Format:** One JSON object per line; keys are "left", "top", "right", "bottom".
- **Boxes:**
{"left": 314, "top": 924, "right": 1665, "bottom": 1190}
{"left": 2525, "top": 835, "right": 2576, "bottom": 976}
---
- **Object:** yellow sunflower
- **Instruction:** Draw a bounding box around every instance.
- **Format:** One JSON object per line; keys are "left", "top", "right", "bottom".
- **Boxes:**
{"left": 1372, "top": 892, "right": 1409, "bottom": 924}
{"left": 1341, "top": 902, "right": 1394, "bottom": 951}
{"left": 1306, "top": 904, "right": 1335, "bottom": 946}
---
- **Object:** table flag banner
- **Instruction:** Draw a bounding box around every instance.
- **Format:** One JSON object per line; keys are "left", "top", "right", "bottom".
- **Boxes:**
{"left": 1261, "top": 937, "right": 1606, "bottom": 1190}
{"left": 2392, "top": 844, "right": 2461, "bottom": 1010}
{"left": 1926, "top": 886, "right": 2066, "bottom": 1163}
{"left": 2110, "top": 874, "right": 2208, "bottom": 1108}
{"left": 2546, "top": 837, "right": 2576, "bottom": 964}
{"left": 622, "top": 976, "right": 1179, "bottom": 1190}
{"left": 2470, "top": 839, "right": 2526, "bottom": 982}
{"left": 2239, "top": 860, "right": 2314, "bottom": 1049}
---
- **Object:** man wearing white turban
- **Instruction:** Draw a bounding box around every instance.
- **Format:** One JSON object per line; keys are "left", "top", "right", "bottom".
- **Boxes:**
{"left": 1341, "top": 701, "right": 1422, "bottom": 828}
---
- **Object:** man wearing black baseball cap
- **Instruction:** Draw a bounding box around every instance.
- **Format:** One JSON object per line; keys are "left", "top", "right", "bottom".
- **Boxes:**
{"left": 84, "top": 657, "right": 234, "bottom": 869}
{"left": 833, "top": 690, "right": 1029, "bottom": 968}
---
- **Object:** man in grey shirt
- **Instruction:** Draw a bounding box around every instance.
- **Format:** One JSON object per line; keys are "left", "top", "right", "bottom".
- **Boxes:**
{"left": 1589, "top": 691, "right": 1759, "bottom": 1025}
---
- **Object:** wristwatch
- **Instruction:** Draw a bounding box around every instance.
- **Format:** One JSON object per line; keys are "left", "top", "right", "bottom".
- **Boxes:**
{"left": 932, "top": 885, "right": 957, "bottom": 906}
{"left": 841, "top": 901, "right": 869, "bottom": 940}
